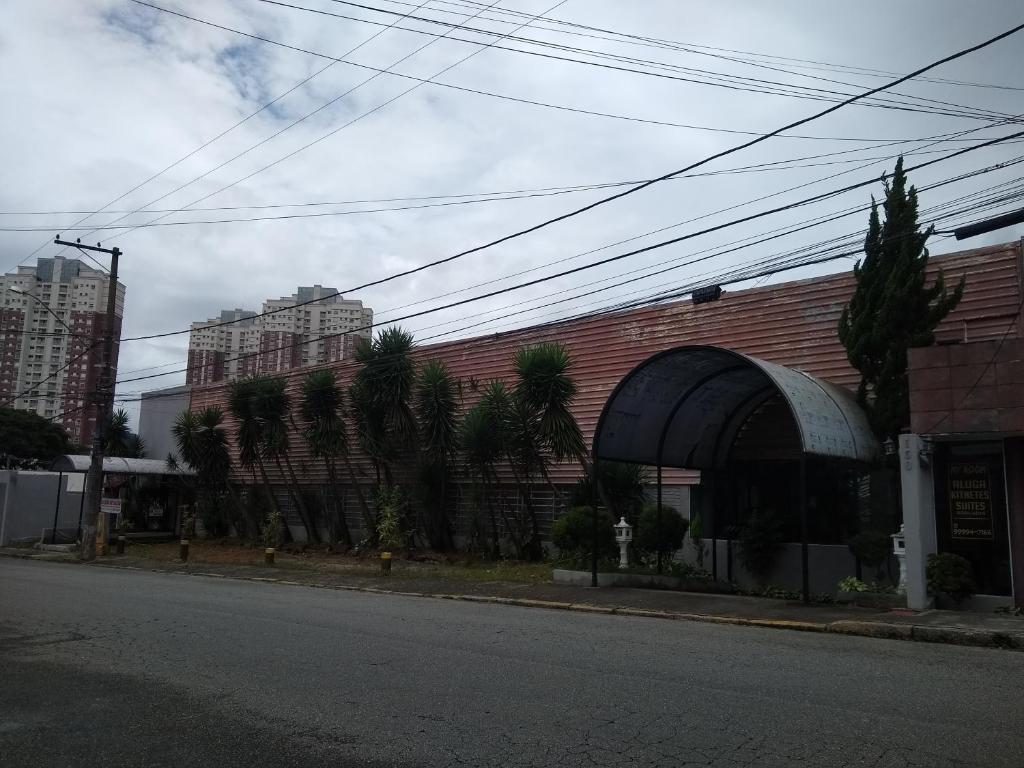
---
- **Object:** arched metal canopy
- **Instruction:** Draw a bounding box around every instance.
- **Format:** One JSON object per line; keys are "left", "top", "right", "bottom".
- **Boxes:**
{"left": 49, "top": 455, "right": 194, "bottom": 476}
{"left": 593, "top": 345, "right": 878, "bottom": 469}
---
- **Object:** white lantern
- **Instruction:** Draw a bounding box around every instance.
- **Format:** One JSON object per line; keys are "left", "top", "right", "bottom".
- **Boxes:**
{"left": 614, "top": 516, "right": 632, "bottom": 569}
{"left": 891, "top": 524, "right": 907, "bottom": 595}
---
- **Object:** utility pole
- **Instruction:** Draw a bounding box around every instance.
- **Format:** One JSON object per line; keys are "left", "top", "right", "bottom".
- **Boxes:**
{"left": 54, "top": 236, "right": 121, "bottom": 561}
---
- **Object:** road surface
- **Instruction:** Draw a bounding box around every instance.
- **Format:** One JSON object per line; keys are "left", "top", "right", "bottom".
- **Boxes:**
{"left": 1, "top": 558, "right": 1022, "bottom": 767}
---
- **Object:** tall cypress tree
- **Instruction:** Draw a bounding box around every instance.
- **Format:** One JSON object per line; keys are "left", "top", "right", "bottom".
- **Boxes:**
{"left": 838, "top": 157, "right": 964, "bottom": 440}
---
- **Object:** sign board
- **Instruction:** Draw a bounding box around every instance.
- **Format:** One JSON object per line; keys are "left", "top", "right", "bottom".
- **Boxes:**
{"left": 100, "top": 498, "right": 122, "bottom": 517}
{"left": 948, "top": 462, "right": 994, "bottom": 540}
{"left": 65, "top": 474, "right": 85, "bottom": 493}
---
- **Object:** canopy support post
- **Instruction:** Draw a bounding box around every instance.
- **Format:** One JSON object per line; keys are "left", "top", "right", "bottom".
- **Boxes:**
{"left": 591, "top": 465, "right": 599, "bottom": 588}
{"left": 656, "top": 465, "right": 663, "bottom": 574}
{"left": 50, "top": 471, "right": 63, "bottom": 544}
{"left": 800, "top": 454, "right": 810, "bottom": 604}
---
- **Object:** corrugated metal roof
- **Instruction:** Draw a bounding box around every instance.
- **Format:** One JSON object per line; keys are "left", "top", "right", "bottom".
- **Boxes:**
{"left": 50, "top": 455, "right": 195, "bottom": 476}
{"left": 189, "top": 241, "right": 1022, "bottom": 486}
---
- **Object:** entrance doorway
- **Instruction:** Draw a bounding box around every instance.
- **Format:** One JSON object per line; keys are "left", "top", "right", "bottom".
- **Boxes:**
{"left": 933, "top": 442, "right": 1012, "bottom": 596}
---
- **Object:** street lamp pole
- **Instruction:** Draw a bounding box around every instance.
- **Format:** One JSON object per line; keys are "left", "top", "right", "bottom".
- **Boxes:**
{"left": 54, "top": 237, "right": 121, "bottom": 561}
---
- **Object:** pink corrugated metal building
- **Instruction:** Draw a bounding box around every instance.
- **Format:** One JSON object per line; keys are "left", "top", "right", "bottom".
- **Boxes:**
{"left": 185, "top": 241, "right": 1022, "bottom": 603}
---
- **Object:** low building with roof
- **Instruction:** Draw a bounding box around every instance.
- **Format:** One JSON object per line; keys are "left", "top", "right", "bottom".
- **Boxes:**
{"left": 186, "top": 241, "right": 1024, "bottom": 607}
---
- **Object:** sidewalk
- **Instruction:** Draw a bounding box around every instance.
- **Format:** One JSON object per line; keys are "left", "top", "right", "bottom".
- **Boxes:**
{"left": 3, "top": 546, "right": 1022, "bottom": 650}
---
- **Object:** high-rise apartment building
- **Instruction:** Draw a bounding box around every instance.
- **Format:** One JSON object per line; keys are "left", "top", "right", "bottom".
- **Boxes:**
{"left": 187, "top": 286, "right": 372, "bottom": 386}
{"left": 0, "top": 256, "right": 125, "bottom": 444}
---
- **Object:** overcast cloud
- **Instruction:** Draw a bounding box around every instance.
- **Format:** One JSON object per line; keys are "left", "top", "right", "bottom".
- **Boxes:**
{"left": 2, "top": 0, "right": 1023, "bottom": 425}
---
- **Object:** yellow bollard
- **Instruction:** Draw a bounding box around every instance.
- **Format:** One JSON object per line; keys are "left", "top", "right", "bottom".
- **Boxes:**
{"left": 265, "top": 547, "right": 275, "bottom": 565}
{"left": 380, "top": 551, "right": 392, "bottom": 576}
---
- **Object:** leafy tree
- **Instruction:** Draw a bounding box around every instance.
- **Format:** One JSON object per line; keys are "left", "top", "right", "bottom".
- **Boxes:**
{"left": 634, "top": 503, "right": 688, "bottom": 561}
{"left": 838, "top": 158, "right": 964, "bottom": 440}
{"left": 551, "top": 506, "right": 616, "bottom": 566}
{"left": 0, "top": 407, "right": 72, "bottom": 466}
{"left": 414, "top": 360, "right": 458, "bottom": 552}
{"left": 846, "top": 530, "right": 892, "bottom": 581}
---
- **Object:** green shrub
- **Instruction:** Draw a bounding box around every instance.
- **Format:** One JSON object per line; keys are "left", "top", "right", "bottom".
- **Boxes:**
{"left": 552, "top": 506, "right": 616, "bottom": 563}
{"left": 838, "top": 576, "right": 869, "bottom": 593}
{"left": 926, "top": 553, "right": 976, "bottom": 605}
{"left": 847, "top": 530, "right": 891, "bottom": 578}
{"left": 376, "top": 486, "right": 407, "bottom": 551}
{"left": 634, "top": 503, "right": 688, "bottom": 558}
{"left": 738, "top": 509, "right": 785, "bottom": 584}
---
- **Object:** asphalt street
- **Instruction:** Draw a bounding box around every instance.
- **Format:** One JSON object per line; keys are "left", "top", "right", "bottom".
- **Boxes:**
{"left": 1, "top": 559, "right": 1022, "bottom": 768}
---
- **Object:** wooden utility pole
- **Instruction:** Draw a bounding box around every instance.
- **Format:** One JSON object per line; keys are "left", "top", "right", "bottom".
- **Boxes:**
{"left": 54, "top": 237, "right": 121, "bottom": 561}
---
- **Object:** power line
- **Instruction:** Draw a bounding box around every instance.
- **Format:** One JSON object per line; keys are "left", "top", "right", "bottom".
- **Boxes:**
{"left": 112, "top": 132, "right": 1024, "bottom": 384}
{"left": 386, "top": 0, "right": 1024, "bottom": 92}
{"left": 73, "top": 0, "right": 564, "bottom": 257}
{"left": 260, "top": 0, "right": 1015, "bottom": 123}
{"left": 113, "top": 150, "right": 1023, "bottom": 380}
{"left": 125, "top": 1, "right": 1018, "bottom": 150}
{"left": 2, "top": 0, "right": 440, "bottom": 276}
{"left": 113, "top": 93, "right": 1024, "bottom": 344}
{"left": 1, "top": 132, "right": 1014, "bottom": 218}
{"left": 105, "top": 207, "right": 1005, "bottom": 406}
{"left": 14, "top": 137, "right": 1024, "bottom": 232}
{"left": 66, "top": 0, "right": 488, "bottom": 250}
{"left": 369, "top": 122, "right": 1022, "bottom": 319}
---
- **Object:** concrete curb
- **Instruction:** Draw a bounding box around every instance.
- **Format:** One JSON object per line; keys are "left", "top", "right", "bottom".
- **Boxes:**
{"left": 3, "top": 550, "right": 1021, "bottom": 651}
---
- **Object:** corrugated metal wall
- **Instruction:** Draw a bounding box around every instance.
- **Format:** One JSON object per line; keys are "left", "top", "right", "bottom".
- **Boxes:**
{"left": 189, "top": 242, "right": 1022, "bottom": 495}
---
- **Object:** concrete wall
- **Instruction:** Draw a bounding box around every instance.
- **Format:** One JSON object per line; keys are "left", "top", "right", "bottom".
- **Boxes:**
{"left": 138, "top": 386, "right": 189, "bottom": 463}
{"left": 0, "top": 470, "right": 87, "bottom": 545}
{"left": 678, "top": 536, "right": 893, "bottom": 596}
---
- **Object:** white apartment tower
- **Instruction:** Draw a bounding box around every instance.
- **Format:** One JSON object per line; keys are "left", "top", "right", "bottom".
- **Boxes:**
{"left": 0, "top": 256, "right": 126, "bottom": 443}
{"left": 187, "top": 286, "right": 372, "bottom": 386}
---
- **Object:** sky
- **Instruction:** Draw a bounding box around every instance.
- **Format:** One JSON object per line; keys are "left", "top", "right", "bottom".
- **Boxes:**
{"left": 1, "top": 0, "right": 1023, "bottom": 427}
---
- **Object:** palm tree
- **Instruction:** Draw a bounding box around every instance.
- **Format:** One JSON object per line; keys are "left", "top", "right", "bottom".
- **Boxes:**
{"left": 414, "top": 360, "right": 458, "bottom": 551}
{"left": 173, "top": 407, "right": 242, "bottom": 538}
{"left": 228, "top": 377, "right": 282, "bottom": 537}
{"left": 470, "top": 380, "right": 541, "bottom": 559}
{"left": 300, "top": 369, "right": 377, "bottom": 548}
{"left": 463, "top": 344, "right": 585, "bottom": 560}
{"left": 513, "top": 343, "right": 587, "bottom": 468}
{"left": 105, "top": 409, "right": 146, "bottom": 458}
{"left": 515, "top": 343, "right": 587, "bottom": 560}
{"left": 460, "top": 402, "right": 502, "bottom": 556}
{"left": 349, "top": 327, "right": 417, "bottom": 487}
{"left": 254, "top": 375, "right": 318, "bottom": 543}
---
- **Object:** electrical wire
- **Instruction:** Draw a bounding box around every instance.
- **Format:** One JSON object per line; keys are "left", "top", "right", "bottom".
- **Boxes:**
{"left": 260, "top": 0, "right": 1016, "bottom": 123}
{"left": 2, "top": 0, "right": 440, "bottom": 276}
{"left": 15, "top": 136, "right": 1024, "bottom": 232}
{"left": 380, "top": 0, "right": 1024, "bottom": 92}
{"left": 111, "top": 131, "right": 1024, "bottom": 384}
{"left": 115, "top": 125, "right": 1024, "bottom": 346}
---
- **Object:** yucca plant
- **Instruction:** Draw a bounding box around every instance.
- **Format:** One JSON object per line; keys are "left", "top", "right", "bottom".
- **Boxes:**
{"left": 300, "top": 369, "right": 377, "bottom": 547}
{"left": 414, "top": 360, "right": 458, "bottom": 551}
